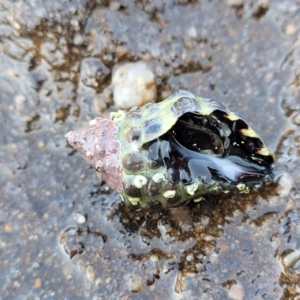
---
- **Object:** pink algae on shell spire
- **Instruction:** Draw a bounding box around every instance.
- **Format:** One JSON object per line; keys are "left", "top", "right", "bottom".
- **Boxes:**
{"left": 66, "top": 117, "right": 123, "bottom": 190}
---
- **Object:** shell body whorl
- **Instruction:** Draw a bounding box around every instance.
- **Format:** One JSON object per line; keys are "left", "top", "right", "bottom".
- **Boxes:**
{"left": 67, "top": 90, "right": 275, "bottom": 210}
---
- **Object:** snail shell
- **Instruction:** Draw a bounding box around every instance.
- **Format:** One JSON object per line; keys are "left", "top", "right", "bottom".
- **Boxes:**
{"left": 66, "top": 90, "right": 274, "bottom": 210}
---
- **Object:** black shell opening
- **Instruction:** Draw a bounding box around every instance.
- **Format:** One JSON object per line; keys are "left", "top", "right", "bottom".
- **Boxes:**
{"left": 143, "top": 110, "right": 273, "bottom": 186}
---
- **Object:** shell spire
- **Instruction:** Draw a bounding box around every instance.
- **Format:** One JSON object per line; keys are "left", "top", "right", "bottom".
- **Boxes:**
{"left": 66, "top": 117, "right": 123, "bottom": 190}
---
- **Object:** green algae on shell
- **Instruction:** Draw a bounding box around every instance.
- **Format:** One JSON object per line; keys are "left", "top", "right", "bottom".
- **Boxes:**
{"left": 66, "top": 90, "right": 274, "bottom": 210}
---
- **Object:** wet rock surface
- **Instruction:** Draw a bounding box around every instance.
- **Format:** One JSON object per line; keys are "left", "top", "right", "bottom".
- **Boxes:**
{"left": 1, "top": 0, "right": 300, "bottom": 299}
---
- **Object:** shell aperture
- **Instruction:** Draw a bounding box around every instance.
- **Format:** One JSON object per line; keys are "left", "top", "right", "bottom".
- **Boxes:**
{"left": 66, "top": 90, "right": 274, "bottom": 210}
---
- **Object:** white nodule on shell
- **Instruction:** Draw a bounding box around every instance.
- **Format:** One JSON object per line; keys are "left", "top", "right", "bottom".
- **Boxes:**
{"left": 85, "top": 151, "right": 93, "bottom": 158}
{"left": 193, "top": 197, "right": 203, "bottom": 203}
{"left": 134, "top": 175, "right": 147, "bottom": 188}
{"left": 112, "top": 61, "right": 157, "bottom": 109}
{"left": 95, "top": 160, "right": 103, "bottom": 169}
{"left": 163, "top": 190, "right": 176, "bottom": 198}
{"left": 131, "top": 141, "right": 139, "bottom": 152}
{"left": 89, "top": 119, "right": 97, "bottom": 126}
{"left": 152, "top": 172, "right": 164, "bottom": 183}
{"left": 186, "top": 182, "right": 198, "bottom": 195}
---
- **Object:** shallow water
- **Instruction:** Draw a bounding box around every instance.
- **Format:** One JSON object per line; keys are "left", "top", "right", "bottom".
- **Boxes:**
{"left": 1, "top": 0, "right": 300, "bottom": 299}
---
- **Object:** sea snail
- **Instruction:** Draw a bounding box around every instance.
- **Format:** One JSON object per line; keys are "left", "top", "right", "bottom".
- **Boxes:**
{"left": 66, "top": 90, "right": 274, "bottom": 210}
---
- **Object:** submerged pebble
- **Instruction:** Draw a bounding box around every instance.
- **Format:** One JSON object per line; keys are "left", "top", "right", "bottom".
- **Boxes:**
{"left": 227, "top": 281, "right": 245, "bottom": 300}
{"left": 278, "top": 172, "right": 294, "bottom": 197}
{"left": 112, "top": 61, "right": 157, "bottom": 109}
{"left": 293, "top": 113, "right": 300, "bottom": 126}
{"left": 74, "top": 212, "right": 86, "bottom": 224}
{"left": 86, "top": 265, "right": 95, "bottom": 283}
{"left": 128, "top": 275, "right": 142, "bottom": 293}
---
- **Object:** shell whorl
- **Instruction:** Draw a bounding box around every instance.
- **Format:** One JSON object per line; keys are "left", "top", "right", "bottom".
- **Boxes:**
{"left": 66, "top": 117, "right": 123, "bottom": 190}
